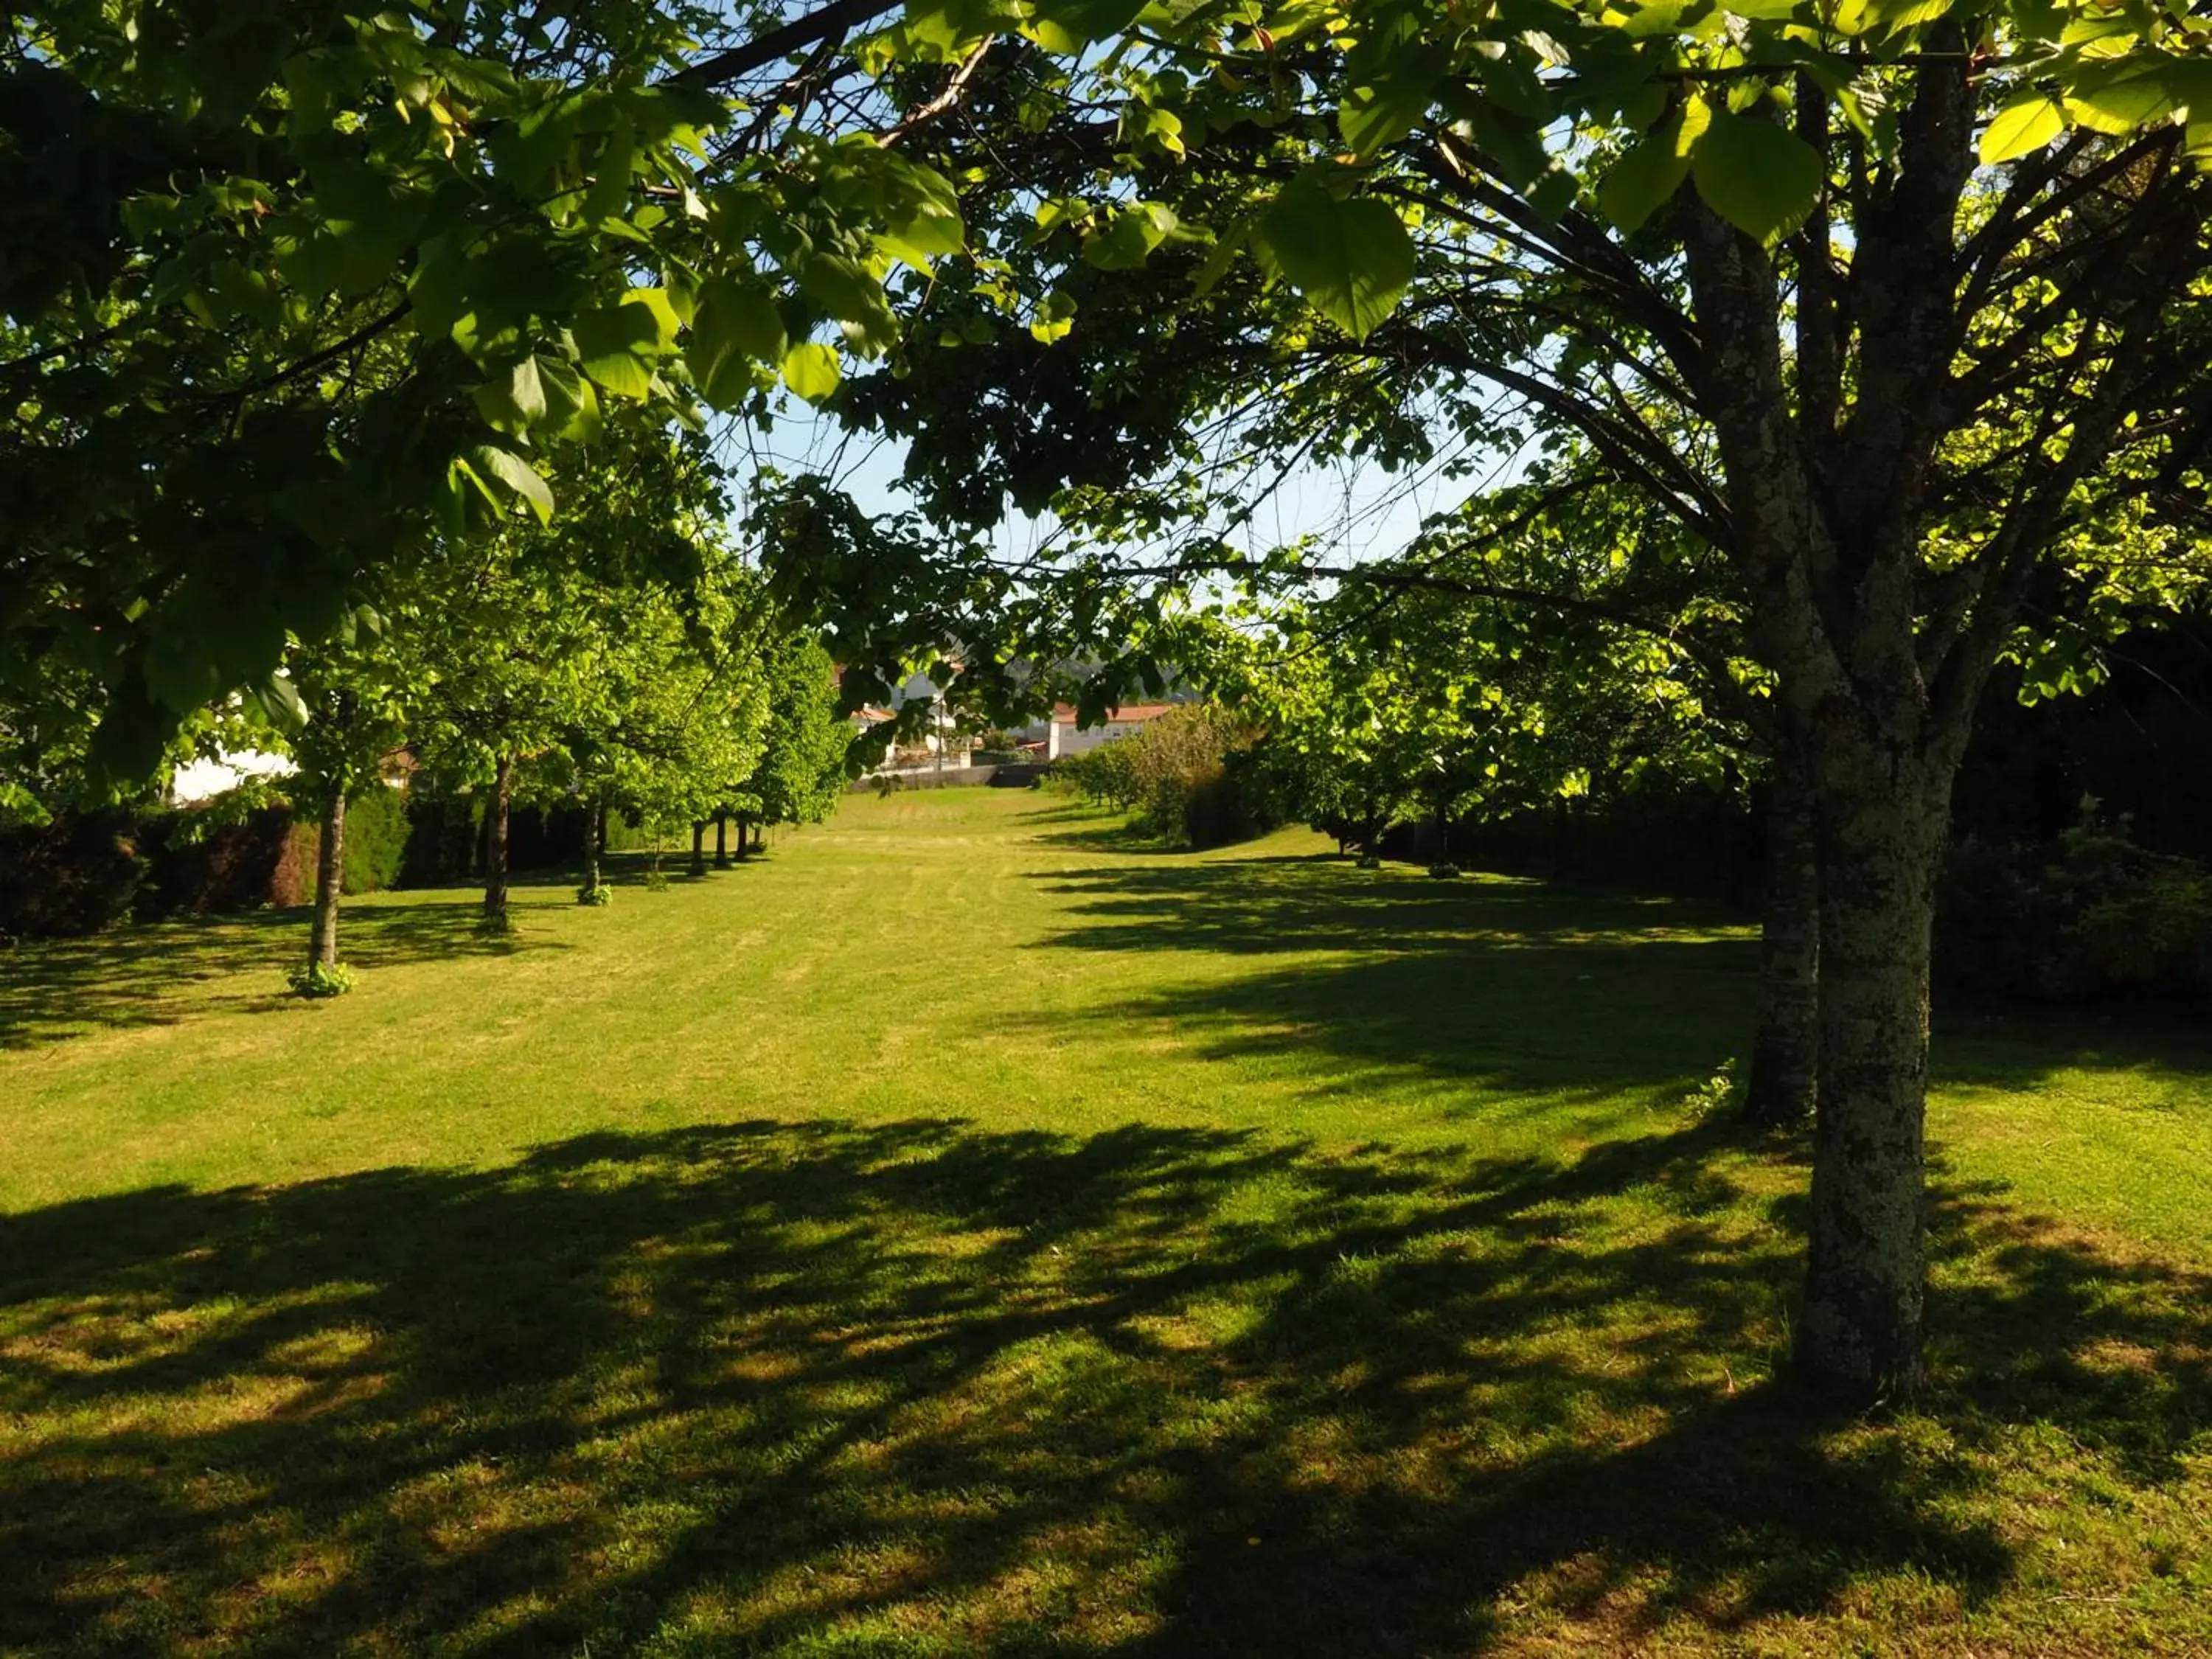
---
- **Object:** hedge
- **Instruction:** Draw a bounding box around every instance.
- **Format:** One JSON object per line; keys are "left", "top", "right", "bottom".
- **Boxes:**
{"left": 0, "top": 786, "right": 415, "bottom": 942}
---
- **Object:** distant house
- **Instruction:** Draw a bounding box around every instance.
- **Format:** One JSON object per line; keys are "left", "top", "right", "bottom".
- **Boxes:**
{"left": 1040, "top": 703, "right": 1180, "bottom": 761}
{"left": 835, "top": 663, "right": 974, "bottom": 773}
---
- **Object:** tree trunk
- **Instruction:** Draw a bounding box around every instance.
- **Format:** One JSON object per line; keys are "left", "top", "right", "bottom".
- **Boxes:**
{"left": 1745, "top": 755, "right": 1819, "bottom": 1127}
{"left": 1793, "top": 744, "right": 1952, "bottom": 1394}
{"left": 735, "top": 813, "right": 753, "bottom": 860}
{"left": 751, "top": 819, "right": 765, "bottom": 855}
{"left": 714, "top": 811, "right": 730, "bottom": 869}
{"left": 484, "top": 756, "right": 512, "bottom": 922}
{"left": 582, "top": 796, "right": 604, "bottom": 897}
{"left": 310, "top": 787, "right": 346, "bottom": 970}
{"left": 690, "top": 820, "right": 706, "bottom": 877}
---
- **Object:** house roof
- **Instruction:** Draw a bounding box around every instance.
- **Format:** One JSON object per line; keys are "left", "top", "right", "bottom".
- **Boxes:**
{"left": 849, "top": 706, "right": 897, "bottom": 723}
{"left": 1050, "top": 702, "right": 1179, "bottom": 725}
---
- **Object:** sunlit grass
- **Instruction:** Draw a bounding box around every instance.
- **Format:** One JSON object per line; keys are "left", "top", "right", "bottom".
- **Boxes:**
{"left": 2, "top": 788, "right": 2208, "bottom": 1655}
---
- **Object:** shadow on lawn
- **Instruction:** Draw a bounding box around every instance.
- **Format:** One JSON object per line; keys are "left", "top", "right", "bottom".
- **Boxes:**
{"left": 0, "top": 897, "right": 568, "bottom": 1053}
{"left": 1022, "top": 849, "right": 2212, "bottom": 1105}
{"left": 1026, "top": 853, "right": 1764, "bottom": 1110}
{"left": 4, "top": 1117, "right": 2207, "bottom": 1655}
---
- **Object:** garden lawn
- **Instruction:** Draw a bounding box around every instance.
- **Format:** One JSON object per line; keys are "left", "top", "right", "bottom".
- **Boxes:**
{"left": 4, "top": 787, "right": 2210, "bottom": 1657}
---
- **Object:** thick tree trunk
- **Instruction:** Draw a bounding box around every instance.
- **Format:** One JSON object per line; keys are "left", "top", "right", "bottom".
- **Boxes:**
{"left": 484, "top": 756, "right": 512, "bottom": 923}
{"left": 714, "top": 811, "right": 731, "bottom": 869}
{"left": 751, "top": 819, "right": 765, "bottom": 855}
{"left": 1745, "top": 757, "right": 1819, "bottom": 1127}
{"left": 310, "top": 787, "right": 346, "bottom": 970}
{"left": 735, "top": 813, "right": 753, "bottom": 860}
{"left": 690, "top": 820, "right": 706, "bottom": 877}
{"left": 1794, "top": 745, "right": 1952, "bottom": 1394}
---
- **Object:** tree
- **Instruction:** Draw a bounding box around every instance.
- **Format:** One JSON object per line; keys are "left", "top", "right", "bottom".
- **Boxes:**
{"left": 840, "top": 0, "right": 2212, "bottom": 1390}
{"left": 283, "top": 622, "right": 410, "bottom": 987}
{"left": 4, "top": 0, "right": 977, "bottom": 787}
{"left": 405, "top": 428, "right": 768, "bottom": 923}
{"left": 726, "top": 627, "right": 846, "bottom": 859}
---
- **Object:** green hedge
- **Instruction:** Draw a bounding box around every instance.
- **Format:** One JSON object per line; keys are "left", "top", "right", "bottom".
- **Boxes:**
{"left": 1, "top": 785, "right": 414, "bottom": 942}
{"left": 341, "top": 785, "right": 408, "bottom": 896}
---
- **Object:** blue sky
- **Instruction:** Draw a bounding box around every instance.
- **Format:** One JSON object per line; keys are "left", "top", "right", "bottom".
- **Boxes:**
{"left": 720, "top": 394, "right": 1517, "bottom": 574}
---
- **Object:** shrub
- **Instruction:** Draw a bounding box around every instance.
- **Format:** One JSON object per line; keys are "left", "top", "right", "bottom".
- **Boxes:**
{"left": 576, "top": 882, "right": 613, "bottom": 906}
{"left": 398, "top": 794, "right": 480, "bottom": 886}
{"left": 285, "top": 960, "right": 357, "bottom": 998}
{"left": 270, "top": 818, "right": 321, "bottom": 908}
{"left": 341, "top": 785, "right": 409, "bottom": 895}
{"left": 1935, "top": 811, "right": 2212, "bottom": 1007}
{"left": 1053, "top": 740, "right": 1139, "bottom": 810}
{"left": 0, "top": 811, "right": 145, "bottom": 939}
{"left": 1049, "top": 708, "right": 1274, "bottom": 848}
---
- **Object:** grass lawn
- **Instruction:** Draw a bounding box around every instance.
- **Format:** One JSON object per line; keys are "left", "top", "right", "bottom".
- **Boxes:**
{"left": 4, "top": 787, "right": 2210, "bottom": 1656}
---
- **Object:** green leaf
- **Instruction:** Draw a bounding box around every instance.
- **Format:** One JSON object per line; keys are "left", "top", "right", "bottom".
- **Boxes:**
{"left": 2065, "top": 66, "right": 2173, "bottom": 136}
{"left": 488, "top": 92, "right": 588, "bottom": 192}
{"left": 1689, "top": 107, "right": 1823, "bottom": 245}
{"left": 799, "top": 254, "right": 891, "bottom": 324}
{"left": 252, "top": 672, "right": 310, "bottom": 732}
{"left": 1339, "top": 15, "right": 1441, "bottom": 156}
{"left": 582, "top": 114, "right": 637, "bottom": 227}
{"left": 473, "top": 357, "right": 550, "bottom": 433}
{"left": 1082, "top": 204, "right": 1178, "bottom": 271}
{"left": 690, "top": 277, "right": 787, "bottom": 407}
{"left": 534, "top": 355, "right": 602, "bottom": 440}
{"left": 469, "top": 443, "right": 556, "bottom": 523}
{"left": 1980, "top": 88, "right": 2067, "bottom": 162}
{"left": 1026, "top": 0, "right": 1148, "bottom": 52}
{"left": 780, "top": 341, "right": 842, "bottom": 403}
{"left": 1257, "top": 187, "right": 1416, "bottom": 341}
{"left": 878, "top": 166, "right": 966, "bottom": 260}
{"left": 1596, "top": 105, "right": 1700, "bottom": 232}
{"left": 1029, "top": 288, "right": 1077, "bottom": 344}
{"left": 572, "top": 291, "right": 678, "bottom": 400}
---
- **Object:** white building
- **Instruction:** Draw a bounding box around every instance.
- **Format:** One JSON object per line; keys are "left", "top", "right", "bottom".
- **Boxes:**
{"left": 1039, "top": 703, "right": 1179, "bottom": 760}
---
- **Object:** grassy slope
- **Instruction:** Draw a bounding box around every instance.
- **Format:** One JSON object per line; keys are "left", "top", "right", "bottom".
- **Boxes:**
{"left": 2, "top": 788, "right": 2208, "bottom": 1657}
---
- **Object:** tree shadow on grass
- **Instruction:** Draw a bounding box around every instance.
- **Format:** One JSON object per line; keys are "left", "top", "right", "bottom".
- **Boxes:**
{"left": 1020, "top": 852, "right": 2212, "bottom": 1110}
{"left": 1021, "top": 856, "right": 1761, "bottom": 1113}
{"left": 4, "top": 1117, "right": 2206, "bottom": 1655}
{"left": 0, "top": 898, "right": 569, "bottom": 1053}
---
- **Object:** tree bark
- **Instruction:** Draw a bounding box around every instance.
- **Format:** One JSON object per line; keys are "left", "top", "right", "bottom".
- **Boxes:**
{"left": 735, "top": 812, "right": 753, "bottom": 860}
{"left": 484, "top": 756, "right": 512, "bottom": 922}
{"left": 714, "top": 810, "right": 731, "bottom": 869}
{"left": 690, "top": 819, "right": 706, "bottom": 877}
{"left": 1745, "top": 755, "right": 1819, "bottom": 1127}
{"left": 582, "top": 796, "right": 605, "bottom": 897}
{"left": 1792, "top": 738, "right": 1952, "bottom": 1394}
{"left": 310, "top": 787, "right": 346, "bottom": 970}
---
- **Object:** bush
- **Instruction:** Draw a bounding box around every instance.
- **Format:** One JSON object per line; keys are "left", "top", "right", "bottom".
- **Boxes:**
{"left": 285, "top": 960, "right": 357, "bottom": 998}
{"left": 1050, "top": 707, "right": 1274, "bottom": 848}
{"left": 1936, "top": 812, "right": 2212, "bottom": 1007}
{"left": 1044, "top": 743, "right": 1133, "bottom": 814}
{"left": 1052, "top": 740, "right": 1138, "bottom": 810}
{"left": 341, "top": 785, "right": 408, "bottom": 895}
{"left": 0, "top": 811, "right": 145, "bottom": 940}
{"left": 398, "top": 794, "right": 480, "bottom": 886}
